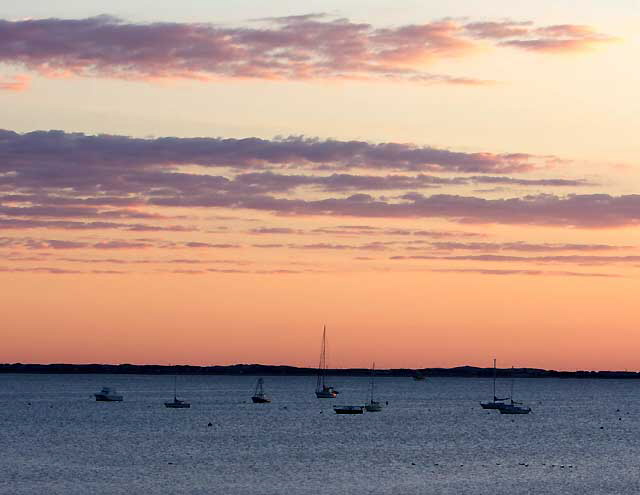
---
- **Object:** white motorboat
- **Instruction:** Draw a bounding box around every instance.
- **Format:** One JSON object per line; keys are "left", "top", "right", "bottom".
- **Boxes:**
{"left": 94, "top": 387, "right": 123, "bottom": 402}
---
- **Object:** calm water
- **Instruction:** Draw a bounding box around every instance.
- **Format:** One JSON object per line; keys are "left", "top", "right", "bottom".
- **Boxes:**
{"left": 1, "top": 374, "right": 640, "bottom": 494}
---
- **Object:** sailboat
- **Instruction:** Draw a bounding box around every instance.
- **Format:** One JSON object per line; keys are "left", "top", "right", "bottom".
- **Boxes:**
{"left": 164, "top": 375, "right": 191, "bottom": 408}
{"left": 251, "top": 378, "right": 271, "bottom": 403}
{"left": 480, "top": 358, "right": 509, "bottom": 410}
{"left": 315, "top": 325, "right": 339, "bottom": 398}
{"left": 498, "top": 367, "right": 531, "bottom": 415}
{"left": 364, "top": 362, "right": 383, "bottom": 412}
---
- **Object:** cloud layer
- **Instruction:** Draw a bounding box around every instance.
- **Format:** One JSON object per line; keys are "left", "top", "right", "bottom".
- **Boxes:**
{"left": 0, "top": 129, "right": 635, "bottom": 229}
{"left": 0, "top": 15, "right": 614, "bottom": 86}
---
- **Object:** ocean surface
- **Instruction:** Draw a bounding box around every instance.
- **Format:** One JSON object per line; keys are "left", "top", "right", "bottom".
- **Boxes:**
{"left": 1, "top": 373, "right": 640, "bottom": 494}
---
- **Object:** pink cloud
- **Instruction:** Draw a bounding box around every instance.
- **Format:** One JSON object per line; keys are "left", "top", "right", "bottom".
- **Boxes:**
{"left": 0, "top": 15, "right": 613, "bottom": 86}
{"left": 0, "top": 74, "right": 29, "bottom": 91}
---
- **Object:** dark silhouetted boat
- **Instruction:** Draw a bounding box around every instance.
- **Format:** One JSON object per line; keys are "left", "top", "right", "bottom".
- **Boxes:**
{"left": 165, "top": 375, "right": 190, "bottom": 408}
{"left": 412, "top": 371, "right": 426, "bottom": 381}
{"left": 333, "top": 405, "right": 364, "bottom": 414}
{"left": 480, "top": 359, "right": 510, "bottom": 410}
{"left": 315, "top": 326, "right": 339, "bottom": 398}
{"left": 364, "top": 362, "right": 383, "bottom": 412}
{"left": 251, "top": 378, "right": 271, "bottom": 403}
{"left": 498, "top": 367, "right": 531, "bottom": 415}
{"left": 94, "top": 387, "right": 123, "bottom": 402}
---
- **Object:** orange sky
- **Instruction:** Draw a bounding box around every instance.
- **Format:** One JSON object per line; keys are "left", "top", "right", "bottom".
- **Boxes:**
{"left": 0, "top": 4, "right": 638, "bottom": 370}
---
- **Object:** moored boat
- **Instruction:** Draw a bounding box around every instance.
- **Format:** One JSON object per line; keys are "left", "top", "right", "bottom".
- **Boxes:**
{"left": 480, "top": 359, "right": 509, "bottom": 410}
{"left": 164, "top": 375, "right": 191, "bottom": 408}
{"left": 499, "top": 401, "right": 531, "bottom": 414}
{"left": 333, "top": 405, "right": 364, "bottom": 414}
{"left": 94, "top": 387, "right": 123, "bottom": 402}
{"left": 165, "top": 397, "right": 191, "bottom": 408}
{"left": 315, "top": 325, "right": 339, "bottom": 398}
{"left": 364, "top": 362, "right": 383, "bottom": 412}
{"left": 497, "top": 367, "right": 531, "bottom": 415}
{"left": 251, "top": 378, "right": 271, "bottom": 403}
{"left": 413, "top": 371, "right": 426, "bottom": 381}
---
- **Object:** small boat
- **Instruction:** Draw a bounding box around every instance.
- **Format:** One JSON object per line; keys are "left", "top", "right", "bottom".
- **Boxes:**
{"left": 251, "top": 378, "right": 271, "bottom": 403}
{"left": 498, "top": 367, "right": 531, "bottom": 415}
{"left": 412, "top": 371, "right": 426, "bottom": 381}
{"left": 499, "top": 401, "right": 532, "bottom": 414}
{"left": 480, "top": 359, "right": 510, "bottom": 410}
{"left": 165, "top": 397, "right": 191, "bottom": 409}
{"left": 364, "top": 362, "right": 383, "bottom": 412}
{"left": 164, "top": 375, "right": 191, "bottom": 408}
{"left": 94, "top": 387, "right": 123, "bottom": 402}
{"left": 315, "top": 325, "right": 339, "bottom": 398}
{"left": 333, "top": 405, "right": 364, "bottom": 414}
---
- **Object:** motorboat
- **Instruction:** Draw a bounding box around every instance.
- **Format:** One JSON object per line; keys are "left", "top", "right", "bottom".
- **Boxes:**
{"left": 499, "top": 401, "right": 532, "bottom": 415}
{"left": 333, "top": 405, "right": 364, "bottom": 415}
{"left": 94, "top": 387, "right": 123, "bottom": 402}
{"left": 164, "top": 397, "right": 191, "bottom": 408}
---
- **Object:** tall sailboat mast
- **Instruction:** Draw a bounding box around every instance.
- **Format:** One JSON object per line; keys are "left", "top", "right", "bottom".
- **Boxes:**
{"left": 370, "top": 362, "right": 376, "bottom": 402}
{"left": 492, "top": 358, "right": 497, "bottom": 400}
{"left": 316, "top": 325, "right": 327, "bottom": 391}
{"left": 510, "top": 366, "right": 515, "bottom": 402}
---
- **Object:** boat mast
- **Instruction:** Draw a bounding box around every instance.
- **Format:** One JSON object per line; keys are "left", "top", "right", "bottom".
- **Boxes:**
{"left": 317, "top": 325, "right": 327, "bottom": 391}
{"left": 492, "top": 358, "right": 496, "bottom": 400}
{"left": 370, "top": 362, "right": 376, "bottom": 402}
{"left": 173, "top": 374, "right": 177, "bottom": 401}
{"left": 510, "top": 366, "right": 515, "bottom": 404}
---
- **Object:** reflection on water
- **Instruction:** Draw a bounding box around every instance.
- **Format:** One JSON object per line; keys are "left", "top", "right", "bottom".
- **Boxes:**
{"left": 1, "top": 374, "right": 639, "bottom": 494}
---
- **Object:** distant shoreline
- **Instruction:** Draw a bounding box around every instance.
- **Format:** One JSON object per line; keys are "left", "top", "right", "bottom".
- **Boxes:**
{"left": 1, "top": 363, "right": 639, "bottom": 379}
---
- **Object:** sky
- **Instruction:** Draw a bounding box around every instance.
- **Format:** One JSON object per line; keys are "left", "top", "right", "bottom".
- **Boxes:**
{"left": 1, "top": 1, "right": 639, "bottom": 370}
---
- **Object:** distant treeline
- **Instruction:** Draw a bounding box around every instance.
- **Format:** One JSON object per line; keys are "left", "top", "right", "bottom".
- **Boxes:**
{"left": 0, "top": 363, "right": 639, "bottom": 379}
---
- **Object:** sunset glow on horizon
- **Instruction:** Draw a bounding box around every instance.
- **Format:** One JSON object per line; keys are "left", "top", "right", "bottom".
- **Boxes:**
{"left": 1, "top": 1, "right": 639, "bottom": 371}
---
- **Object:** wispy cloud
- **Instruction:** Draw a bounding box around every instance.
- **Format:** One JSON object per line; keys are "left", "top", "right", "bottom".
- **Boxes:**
{"left": 0, "top": 74, "right": 29, "bottom": 91}
{"left": 429, "top": 268, "right": 620, "bottom": 278}
{"left": 391, "top": 254, "right": 640, "bottom": 265}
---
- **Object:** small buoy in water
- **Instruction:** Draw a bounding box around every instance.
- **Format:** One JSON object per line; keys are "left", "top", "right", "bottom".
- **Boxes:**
{"left": 411, "top": 463, "right": 415, "bottom": 466}
{"left": 600, "top": 426, "right": 604, "bottom": 429}
{"left": 207, "top": 422, "right": 212, "bottom": 427}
